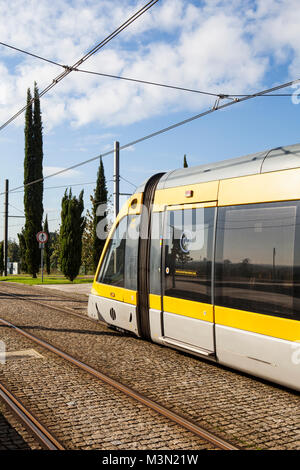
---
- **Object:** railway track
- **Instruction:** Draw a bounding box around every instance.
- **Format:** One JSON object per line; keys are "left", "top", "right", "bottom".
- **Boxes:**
{"left": 0, "top": 287, "right": 239, "bottom": 450}
{"left": 0, "top": 381, "right": 64, "bottom": 450}
{"left": 0, "top": 286, "right": 93, "bottom": 323}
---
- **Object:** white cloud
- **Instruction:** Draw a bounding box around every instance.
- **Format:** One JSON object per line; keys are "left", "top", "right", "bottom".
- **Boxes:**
{"left": 43, "top": 166, "right": 81, "bottom": 178}
{"left": 0, "top": 0, "right": 299, "bottom": 131}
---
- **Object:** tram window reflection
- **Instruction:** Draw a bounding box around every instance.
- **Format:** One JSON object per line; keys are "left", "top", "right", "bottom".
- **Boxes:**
{"left": 164, "top": 207, "right": 215, "bottom": 303}
{"left": 215, "top": 201, "right": 300, "bottom": 320}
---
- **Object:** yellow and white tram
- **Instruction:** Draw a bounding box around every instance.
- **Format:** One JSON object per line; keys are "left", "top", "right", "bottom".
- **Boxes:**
{"left": 88, "top": 143, "right": 300, "bottom": 392}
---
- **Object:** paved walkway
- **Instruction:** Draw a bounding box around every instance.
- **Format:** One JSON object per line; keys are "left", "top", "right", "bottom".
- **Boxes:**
{"left": 37, "top": 283, "right": 93, "bottom": 296}
{"left": 1, "top": 281, "right": 299, "bottom": 450}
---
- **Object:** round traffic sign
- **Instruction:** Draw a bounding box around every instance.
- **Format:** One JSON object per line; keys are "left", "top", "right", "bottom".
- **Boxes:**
{"left": 36, "top": 231, "right": 48, "bottom": 243}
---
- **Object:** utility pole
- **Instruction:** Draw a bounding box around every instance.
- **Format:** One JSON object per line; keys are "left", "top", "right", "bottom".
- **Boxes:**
{"left": 3, "top": 179, "right": 8, "bottom": 276}
{"left": 114, "top": 141, "right": 120, "bottom": 220}
{"left": 2, "top": 179, "right": 25, "bottom": 277}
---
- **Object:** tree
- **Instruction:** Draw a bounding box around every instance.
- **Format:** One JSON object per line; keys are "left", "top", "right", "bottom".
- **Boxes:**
{"left": 0, "top": 242, "right": 4, "bottom": 275}
{"left": 17, "top": 229, "right": 27, "bottom": 272}
{"left": 183, "top": 154, "right": 188, "bottom": 168}
{"left": 49, "top": 231, "right": 60, "bottom": 271}
{"left": 81, "top": 210, "right": 94, "bottom": 274}
{"left": 59, "top": 189, "right": 85, "bottom": 281}
{"left": 91, "top": 157, "right": 108, "bottom": 271}
{"left": 7, "top": 240, "right": 20, "bottom": 262}
{"left": 43, "top": 215, "right": 51, "bottom": 275}
{"left": 23, "top": 83, "right": 44, "bottom": 278}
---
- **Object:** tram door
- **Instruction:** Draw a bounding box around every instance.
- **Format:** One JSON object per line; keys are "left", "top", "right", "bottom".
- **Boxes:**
{"left": 160, "top": 203, "right": 216, "bottom": 356}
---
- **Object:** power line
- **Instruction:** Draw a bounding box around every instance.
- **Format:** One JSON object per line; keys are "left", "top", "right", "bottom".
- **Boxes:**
{"left": 72, "top": 68, "right": 221, "bottom": 97}
{"left": 0, "top": 41, "right": 62, "bottom": 67}
{"left": 1, "top": 40, "right": 297, "bottom": 98}
{"left": 0, "top": 0, "right": 160, "bottom": 133}
{"left": 8, "top": 203, "right": 25, "bottom": 215}
{"left": 0, "top": 217, "right": 60, "bottom": 229}
{"left": 120, "top": 175, "right": 137, "bottom": 189}
{"left": 71, "top": 68, "right": 297, "bottom": 97}
{"left": 11, "top": 179, "right": 116, "bottom": 194}
{"left": 0, "top": 41, "right": 226, "bottom": 98}
{"left": 2, "top": 77, "right": 298, "bottom": 198}
{"left": 75, "top": 0, "right": 159, "bottom": 63}
{"left": 11, "top": 181, "right": 97, "bottom": 193}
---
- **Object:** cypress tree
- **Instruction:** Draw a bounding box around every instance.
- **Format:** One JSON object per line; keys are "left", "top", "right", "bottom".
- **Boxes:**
{"left": 49, "top": 231, "right": 60, "bottom": 271}
{"left": 183, "top": 154, "right": 188, "bottom": 168}
{"left": 43, "top": 215, "right": 51, "bottom": 275}
{"left": 23, "top": 84, "right": 44, "bottom": 278}
{"left": 91, "top": 157, "right": 108, "bottom": 271}
{"left": 0, "top": 241, "right": 4, "bottom": 275}
{"left": 59, "top": 189, "right": 85, "bottom": 281}
{"left": 82, "top": 210, "right": 94, "bottom": 274}
{"left": 33, "top": 82, "right": 43, "bottom": 221}
{"left": 7, "top": 241, "right": 20, "bottom": 262}
{"left": 17, "top": 229, "right": 27, "bottom": 273}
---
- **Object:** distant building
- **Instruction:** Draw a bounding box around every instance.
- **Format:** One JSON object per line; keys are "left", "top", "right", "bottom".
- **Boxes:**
{"left": 7, "top": 258, "right": 19, "bottom": 275}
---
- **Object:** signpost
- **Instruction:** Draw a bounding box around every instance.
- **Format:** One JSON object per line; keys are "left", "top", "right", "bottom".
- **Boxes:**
{"left": 36, "top": 231, "right": 48, "bottom": 283}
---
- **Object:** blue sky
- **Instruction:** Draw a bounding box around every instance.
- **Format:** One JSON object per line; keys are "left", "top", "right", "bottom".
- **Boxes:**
{"left": 0, "top": 0, "right": 300, "bottom": 241}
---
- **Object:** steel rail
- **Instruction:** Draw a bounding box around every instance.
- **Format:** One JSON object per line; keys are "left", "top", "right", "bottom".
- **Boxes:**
{"left": 0, "top": 309, "right": 239, "bottom": 450}
{"left": 0, "top": 286, "right": 97, "bottom": 324}
{"left": 0, "top": 382, "right": 64, "bottom": 450}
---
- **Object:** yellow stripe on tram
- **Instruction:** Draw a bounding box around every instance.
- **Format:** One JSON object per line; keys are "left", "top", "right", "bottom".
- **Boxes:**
{"left": 92, "top": 282, "right": 137, "bottom": 305}
{"left": 215, "top": 305, "right": 300, "bottom": 342}
{"left": 149, "top": 294, "right": 161, "bottom": 310}
{"left": 163, "top": 296, "right": 214, "bottom": 322}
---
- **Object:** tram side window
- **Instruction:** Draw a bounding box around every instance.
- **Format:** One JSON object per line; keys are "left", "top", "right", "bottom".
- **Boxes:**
{"left": 124, "top": 215, "right": 140, "bottom": 291}
{"left": 97, "top": 217, "right": 127, "bottom": 287}
{"left": 164, "top": 207, "right": 215, "bottom": 303}
{"left": 215, "top": 201, "right": 300, "bottom": 320}
{"left": 149, "top": 212, "right": 164, "bottom": 295}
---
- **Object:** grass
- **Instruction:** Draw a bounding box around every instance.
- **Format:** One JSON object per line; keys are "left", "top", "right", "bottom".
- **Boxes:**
{"left": 0, "top": 274, "right": 94, "bottom": 285}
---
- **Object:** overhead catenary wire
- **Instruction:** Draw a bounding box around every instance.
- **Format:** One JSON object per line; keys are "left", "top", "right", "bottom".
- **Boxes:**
{"left": 0, "top": 41, "right": 62, "bottom": 67}
{"left": 1, "top": 77, "right": 299, "bottom": 198}
{"left": 0, "top": 217, "right": 60, "bottom": 229}
{"left": 0, "top": 0, "right": 160, "bottom": 133}
{"left": 75, "top": 1, "right": 159, "bottom": 63}
{"left": 8, "top": 203, "right": 25, "bottom": 215}
{"left": 0, "top": 40, "right": 297, "bottom": 98}
{"left": 0, "top": 41, "right": 227, "bottom": 98}
{"left": 69, "top": 68, "right": 221, "bottom": 97}
{"left": 120, "top": 175, "right": 138, "bottom": 189}
{"left": 70, "top": 69, "right": 298, "bottom": 97}
{"left": 11, "top": 181, "right": 113, "bottom": 193}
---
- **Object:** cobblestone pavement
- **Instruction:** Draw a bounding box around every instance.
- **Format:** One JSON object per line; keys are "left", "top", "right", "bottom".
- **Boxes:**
{"left": 0, "top": 282, "right": 299, "bottom": 450}
{"left": 0, "top": 400, "right": 42, "bottom": 450}
{"left": 0, "top": 316, "right": 216, "bottom": 450}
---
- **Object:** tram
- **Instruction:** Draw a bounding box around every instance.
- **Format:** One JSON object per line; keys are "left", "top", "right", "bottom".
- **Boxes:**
{"left": 88, "top": 143, "right": 300, "bottom": 392}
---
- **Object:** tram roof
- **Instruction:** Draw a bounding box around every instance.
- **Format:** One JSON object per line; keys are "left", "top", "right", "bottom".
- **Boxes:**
{"left": 136, "top": 143, "right": 300, "bottom": 193}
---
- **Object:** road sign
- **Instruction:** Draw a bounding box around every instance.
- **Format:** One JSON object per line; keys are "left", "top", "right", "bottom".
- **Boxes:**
{"left": 36, "top": 231, "right": 48, "bottom": 244}
{"left": 36, "top": 231, "right": 48, "bottom": 283}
